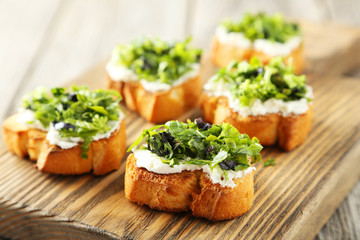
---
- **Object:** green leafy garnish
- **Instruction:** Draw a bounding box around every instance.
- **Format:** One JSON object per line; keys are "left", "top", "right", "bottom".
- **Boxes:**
{"left": 129, "top": 118, "right": 263, "bottom": 173}
{"left": 111, "top": 36, "right": 202, "bottom": 85}
{"left": 263, "top": 157, "right": 276, "bottom": 167}
{"left": 221, "top": 12, "right": 301, "bottom": 43}
{"left": 208, "top": 57, "right": 310, "bottom": 106}
{"left": 22, "top": 86, "right": 122, "bottom": 159}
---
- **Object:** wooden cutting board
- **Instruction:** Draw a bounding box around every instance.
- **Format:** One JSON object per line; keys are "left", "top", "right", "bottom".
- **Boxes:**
{"left": 0, "top": 21, "right": 359, "bottom": 240}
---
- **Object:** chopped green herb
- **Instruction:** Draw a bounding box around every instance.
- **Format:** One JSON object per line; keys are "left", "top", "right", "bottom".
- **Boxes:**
{"left": 22, "top": 85, "right": 122, "bottom": 159}
{"left": 221, "top": 12, "right": 301, "bottom": 43}
{"left": 129, "top": 118, "right": 263, "bottom": 173}
{"left": 209, "top": 57, "right": 311, "bottom": 106}
{"left": 263, "top": 157, "right": 276, "bottom": 167}
{"left": 111, "top": 36, "right": 202, "bottom": 85}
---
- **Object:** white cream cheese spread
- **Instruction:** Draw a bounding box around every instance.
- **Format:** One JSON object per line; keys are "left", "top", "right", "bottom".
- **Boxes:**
{"left": 106, "top": 59, "right": 200, "bottom": 92}
{"left": 133, "top": 149, "right": 255, "bottom": 188}
{"left": 105, "top": 64, "right": 138, "bottom": 82}
{"left": 215, "top": 26, "right": 302, "bottom": 57}
{"left": 17, "top": 109, "right": 49, "bottom": 131}
{"left": 215, "top": 26, "right": 252, "bottom": 49}
{"left": 204, "top": 79, "right": 313, "bottom": 117}
{"left": 18, "top": 109, "right": 124, "bottom": 149}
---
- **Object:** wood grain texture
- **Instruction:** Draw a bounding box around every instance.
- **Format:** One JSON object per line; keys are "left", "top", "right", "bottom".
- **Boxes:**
{"left": 0, "top": 0, "right": 189, "bottom": 121}
{"left": 0, "top": 0, "right": 62, "bottom": 120}
{"left": 302, "top": 21, "right": 360, "bottom": 76}
{"left": 0, "top": 21, "right": 360, "bottom": 239}
{"left": 0, "top": 198, "right": 118, "bottom": 240}
{"left": 315, "top": 181, "right": 360, "bottom": 240}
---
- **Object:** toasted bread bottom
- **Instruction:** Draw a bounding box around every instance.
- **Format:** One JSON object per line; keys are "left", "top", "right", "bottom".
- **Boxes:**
{"left": 201, "top": 94, "right": 313, "bottom": 151}
{"left": 125, "top": 154, "right": 254, "bottom": 221}
{"left": 2, "top": 113, "right": 31, "bottom": 158}
{"left": 2, "top": 113, "right": 126, "bottom": 175}
{"left": 211, "top": 37, "right": 304, "bottom": 74}
{"left": 107, "top": 73, "right": 202, "bottom": 123}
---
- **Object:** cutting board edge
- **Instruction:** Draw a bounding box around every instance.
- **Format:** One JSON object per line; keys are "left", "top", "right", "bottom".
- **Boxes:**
{"left": 284, "top": 139, "right": 360, "bottom": 240}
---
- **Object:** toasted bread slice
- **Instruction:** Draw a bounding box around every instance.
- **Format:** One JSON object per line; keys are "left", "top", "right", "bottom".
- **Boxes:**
{"left": 201, "top": 94, "right": 312, "bottom": 151}
{"left": 27, "top": 129, "right": 47, "bottom": 161}
{"left": 107, "top": 73, "right": 202, "bottom": 123}
{"left": 37, "top": 120, "right": 126, "bottom": 175}
{"left": 2, "top": 113, "right": 41, "bottom": 160}
{"left": 125, "top": 153, "right": 254, "bottom": 221}
{"left": 211, "top": 37, "right": 304, "bottom": 74}
{"left": 2, "top": 113, "right": 126, "bottom": 175}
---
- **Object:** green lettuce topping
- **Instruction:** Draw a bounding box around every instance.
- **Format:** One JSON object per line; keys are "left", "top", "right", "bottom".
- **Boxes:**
{"left": 111, "top": 37, "right": 202, "bottom": 85}
{"left": 22, "top": 86, "right": 122, "bottom": 159}
{"left": 221, "top": 12, "right": 301, "bottom": 43}
{"left": 210, "top": 57, "right": 310, "bottom": 106}
{"left": 263, "top": 157, "right": 276, "bottom": 167}
{"left": 129, "top": 118, "right": 263, "bottom": 175}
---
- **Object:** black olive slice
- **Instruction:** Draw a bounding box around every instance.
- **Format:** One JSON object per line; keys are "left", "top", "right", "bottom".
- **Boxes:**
{"left": 54, "top": 122, "right": 76, "bottom": 132}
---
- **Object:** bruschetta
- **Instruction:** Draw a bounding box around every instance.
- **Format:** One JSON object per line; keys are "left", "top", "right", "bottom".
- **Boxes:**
{"left": 106, "top": 37, "right": 202, "bottom": 123}
{"left": 212, "top": 12, "right": 304, "bottom": 74}
{"left": 125, "top": 118, "right": 263, "bottom": 220}
{"left": 2, "top": 86, "right": 126, "bottom": 175}
{"left": 201, "top": 57, "right": 313, "bottom": 151}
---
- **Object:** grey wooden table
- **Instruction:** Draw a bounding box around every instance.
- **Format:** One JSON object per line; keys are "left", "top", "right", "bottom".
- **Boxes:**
{"left": 0, "top": 0, "right": 359, "bottom": 239}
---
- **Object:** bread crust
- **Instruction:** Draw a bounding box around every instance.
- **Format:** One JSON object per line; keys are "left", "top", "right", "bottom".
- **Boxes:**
{"left": 2, "top": 113, "right": 126, "bottom": 175}
{"left": 27, "top": 129, "right": 47, "bottom": 161}
{"left": 107, "top": 72, "right": 202, "bottom": 123}
{"left": 200, "top": 94, "right": 312, "bottom": 151}
{"left": 3, "top": 113, "right": 35, "bottom": 159}
{"left": 211, "top": 37, "right": 304, "bottom": 74}
{"left": 125, "top": 154, "right": 254, "bottom": 221}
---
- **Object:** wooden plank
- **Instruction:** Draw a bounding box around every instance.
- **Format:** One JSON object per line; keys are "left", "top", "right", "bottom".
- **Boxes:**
{"left": 315, "top": 181, "right": 360, "bottom": 240}
{"left": 2, "top": 0, "right": 189, "bottom": 120}
{"left": 0, "top": 73, "right": 359, "bottom": 239}
{"left": 326, "top": 0, "right": 360, "bottom": 26}
{"left": 0, "top": 13, "right": 359, "bottom": 238}
{"left": 0, "top": 0, "right": 62, "bottom": 120}
{"left": 285, "top": 139, "right": 360, "bottom": 240}
{"left": 0, "top": 198, "right": 117, "bottom": 239}
{"left": 302, "top": 20, "right": 360, "bottom": 76}
{"left": 0, "top": 22, "right": 360, "bottom": 238}
{"left": 1, "top": 1, "right": 359, "bottom": 238}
